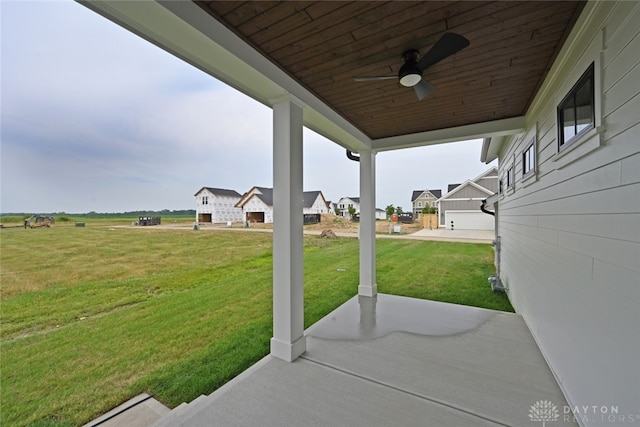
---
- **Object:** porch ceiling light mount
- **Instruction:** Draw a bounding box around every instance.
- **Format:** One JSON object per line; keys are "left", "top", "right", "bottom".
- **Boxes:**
{"left": 353, "top": 33, "right": 470, "bottom": 100}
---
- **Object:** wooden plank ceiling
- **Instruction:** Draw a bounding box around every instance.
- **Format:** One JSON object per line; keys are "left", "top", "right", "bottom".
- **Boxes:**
{"left": 196, "top": 1, "right": 585, "bottom": 140}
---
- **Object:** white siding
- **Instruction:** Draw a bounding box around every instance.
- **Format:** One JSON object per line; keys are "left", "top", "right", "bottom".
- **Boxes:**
{"left": 337, "top": 197, "right": 360, "bottom": 216}
{"left": 495, "top": 2, "right": 640, "bottom": 421}
{"left": 244, "top": 196, "right": 273, "bottom": 223}
{"left": 195, "top": 190, "right": 243, "bottom": 223}
{"left": 304, "top": 194, "right": 328, "bottom": 214}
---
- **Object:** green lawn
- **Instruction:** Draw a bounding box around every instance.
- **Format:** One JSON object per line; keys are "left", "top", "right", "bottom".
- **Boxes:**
{"left": 0, "top": 223, "right": 512, "bottom": 426}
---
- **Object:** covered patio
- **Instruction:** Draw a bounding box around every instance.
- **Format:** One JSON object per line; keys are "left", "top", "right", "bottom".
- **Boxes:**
{"left": 90, "top": 294, "right": 576, "bottom": 426}
{"left": 78, "top": 1, "right": 589, "bottom": 425}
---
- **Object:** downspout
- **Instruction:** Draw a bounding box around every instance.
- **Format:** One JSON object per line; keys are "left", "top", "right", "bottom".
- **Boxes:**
{"left": 346, "top": 150, "right": 360, "bottom": 162}
{"left": 480, "top": 199, "right": 494, "bottom": 216}
{"left": 481, "top": 198, "right": 506, "bottom": 292}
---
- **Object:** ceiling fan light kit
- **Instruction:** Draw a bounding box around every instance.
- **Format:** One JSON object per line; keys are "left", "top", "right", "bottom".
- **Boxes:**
{"left": 398, "top": 49, "right": 422, "bottom": 87}
{"left": 353, "top": 32, "right": 470, "bottom": 100}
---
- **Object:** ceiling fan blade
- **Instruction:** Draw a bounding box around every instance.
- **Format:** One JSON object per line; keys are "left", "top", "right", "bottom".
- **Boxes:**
{"left": 414, "top": 79, "right": 436, "bottom": 100}
{"left": 417, "top": 33, "right": 470, "bottom": 71}
{"left": 353, "top": 76, "right": 397, "bottom": 82}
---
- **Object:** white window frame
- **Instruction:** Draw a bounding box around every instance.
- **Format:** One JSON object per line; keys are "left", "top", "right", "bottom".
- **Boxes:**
{"left": 522, "top": 140, "right": 535, "bottom": 177}
{"left": 552, "top": 55, "right": 605, "bottom": 170}
{"left": 557, "top": 62, "right": 595, "bottom": 151}
{"left": 506, "top": 165, "right": 515, "bottom": 189}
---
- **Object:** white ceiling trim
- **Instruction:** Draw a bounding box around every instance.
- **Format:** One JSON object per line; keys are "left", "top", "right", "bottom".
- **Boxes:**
{"left": 372, "top": 116, "right": 525, "bottom": 152}
{"left": 80, "top": 1, "right": 527, "bottom": 156}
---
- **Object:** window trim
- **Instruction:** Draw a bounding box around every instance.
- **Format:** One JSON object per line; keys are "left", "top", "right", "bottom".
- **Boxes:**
{"left": 522, "top": 140, "right": 535, "bottom": 177}
{"left": 557, "top": 62, "right": 595, "bottom": 151}
{"left": 506, "top": 165, "right": 515, "bottom": 190}
{"left": 552, "top": 57, "right": 605, "bottom": 169}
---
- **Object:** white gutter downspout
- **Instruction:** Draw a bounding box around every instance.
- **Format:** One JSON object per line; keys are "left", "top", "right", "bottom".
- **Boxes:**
{"left": 482, "top": 193, "right": 506, "bottom": 292}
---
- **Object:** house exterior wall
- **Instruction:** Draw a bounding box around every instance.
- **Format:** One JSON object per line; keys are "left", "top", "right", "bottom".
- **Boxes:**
{"left": 474, "top": 177, "right": 498, "bottom": 193}
{"left": 244, "top": 196, "right": 273, "bottom": 223}
{"left": 195, "top": 190, "right": 243, "bottom": 223}
{"left": 337, "top": 197, "right": 359, "bottom": 216}
{"left": 439, "top": 185, "right": 490, "bottom": 226}
{"left": 412, "top": 192, "right": 438, "bottom": 215}
{"left": 304, "top": 195, "right": 329, "bottom": 214}
{"left": 494, "top": 1, "right": 639, "bottom": 420}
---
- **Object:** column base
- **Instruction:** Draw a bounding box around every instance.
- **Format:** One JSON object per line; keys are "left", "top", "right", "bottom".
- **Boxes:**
{"left": 358, "top": 284, "right": 378, "bottom": 297}
{"left": 270, "top": 335, "right": 307, "bottom": 362}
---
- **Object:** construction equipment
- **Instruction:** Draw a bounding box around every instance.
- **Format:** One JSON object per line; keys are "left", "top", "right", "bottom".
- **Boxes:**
{"left": 26, "top": 215, "right": 55, "bottom": 228}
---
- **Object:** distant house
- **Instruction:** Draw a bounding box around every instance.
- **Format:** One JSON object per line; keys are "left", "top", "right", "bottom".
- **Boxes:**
{"left": 336, "top": 196, "right": 386, "bottom": 220}
{"left": 194, "top": 187, "right": 243, "bottom": 223}
{"left": 235, "top": 187, "right": 329, "bottom": 224}
{"left": 336, "top": 197, "right": 360, "bottom": 217}
{"left": 411, "top": 189, "right": 442, "bottom": 217}
{"left": 438, "top": 167, "right": 498, "bottom": 230}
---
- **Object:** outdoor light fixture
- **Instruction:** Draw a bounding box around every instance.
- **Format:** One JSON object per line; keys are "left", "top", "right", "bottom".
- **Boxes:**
{"left": 353, "top": 34, "right": 469, "bottom": 100}
{"left": 398, "top": 50, "right": 422, "bottom": 87}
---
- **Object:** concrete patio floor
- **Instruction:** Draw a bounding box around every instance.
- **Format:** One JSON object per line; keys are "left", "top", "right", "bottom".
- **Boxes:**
{"left": 142, "top": 294, "right": 576, "bottom": 427}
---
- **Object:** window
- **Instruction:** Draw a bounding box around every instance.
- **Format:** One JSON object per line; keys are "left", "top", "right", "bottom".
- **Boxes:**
{"left": 202, "top": 196, "right": 208, "bottom": 205}
{"left": 558, "top": 63, "right": 594, "bottom": 150}
{"left": 417, "top": 202, "right": 422, "bottom": 208}
{"left": 522, "top": 142, "right": 535, "bottom": 176}
{"left": 506, "top": 166, "right": 514, "bottom": 188}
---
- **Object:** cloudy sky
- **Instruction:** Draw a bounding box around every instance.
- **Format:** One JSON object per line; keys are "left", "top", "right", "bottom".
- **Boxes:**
{"left": 1, "top": 1, "right": 496, "bottom": 214}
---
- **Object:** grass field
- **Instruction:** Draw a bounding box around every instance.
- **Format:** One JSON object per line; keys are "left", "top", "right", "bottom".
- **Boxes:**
{"left": 1, "top": 220, "right": 512, "bottom": 426}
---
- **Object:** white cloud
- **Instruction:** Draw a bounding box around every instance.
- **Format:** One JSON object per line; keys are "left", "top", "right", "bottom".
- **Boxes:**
{"left": 1, "top": 1, "right": 496, "bottom": 214}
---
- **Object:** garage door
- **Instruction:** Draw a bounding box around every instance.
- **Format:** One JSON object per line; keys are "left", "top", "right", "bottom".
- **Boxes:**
{"left": 445, "top": 211, "right": 494, "bottom": 230}
{"left": 198, "top": 213, "right": 212, "bottom": 223}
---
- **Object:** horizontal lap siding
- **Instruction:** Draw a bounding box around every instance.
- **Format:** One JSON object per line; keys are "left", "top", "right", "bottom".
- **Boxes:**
{"left": 497, "top": 1, "right": 640, "bottom": 421}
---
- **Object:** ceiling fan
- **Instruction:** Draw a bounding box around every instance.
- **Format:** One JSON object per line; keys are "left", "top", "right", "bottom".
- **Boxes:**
{"left": 353, "top": 33, "right": 470, "bottom": 100}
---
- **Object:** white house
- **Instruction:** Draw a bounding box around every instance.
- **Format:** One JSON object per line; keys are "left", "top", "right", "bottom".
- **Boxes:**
{"left": 437, "top": 167, "right": 498, "bottom": 230}
{"left": 236, "top": 187, "right": 328, "bottom": 224}
{"left": 82, "top": 2, "right": 639, "bottom": 424}
{"left": 194, "top": 187, "right": 243, "bottom": 223}
{"left": 337, "top": 197, "right": 386, "bottom": 220}
{"left": 336, "top": 197, "right": 359, "bottom": 217}
{"left": 480, "top": 1, "right": 639, "bottom": 417}
{"left": 303, "top": 191, "right": 330, "bottom": 215}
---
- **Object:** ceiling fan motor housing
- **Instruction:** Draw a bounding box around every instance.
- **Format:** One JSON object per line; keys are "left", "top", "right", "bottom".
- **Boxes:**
{"left": 399, "top": 49, "right": 422, "bottom": 87}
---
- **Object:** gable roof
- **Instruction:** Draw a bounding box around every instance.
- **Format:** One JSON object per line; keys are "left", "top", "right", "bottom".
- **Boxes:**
{"left": 440, "top": 180, "right": 494, "bottom": 200}
{"left": 236, "top": 187, "right": 326, "bottom": 208}
{"left": 473, "top": 166, "right": 499, "bottom": 182}
{"left": 339, "top": 197, "right": 360, "bottom": 204}
{"left": 411, "top": 189, "right": 442, "bottom": 202}
{"left": 235, "top": 185, "right": 273, "bottom": 207}
{"left": 447, "top": 184, "right": 461, "bottom": 193}
{"left": 303, "top": 190, "right": 326, "bottom": 208}
{"left": 194, "top": 187, "right": 241, "bottom": 197}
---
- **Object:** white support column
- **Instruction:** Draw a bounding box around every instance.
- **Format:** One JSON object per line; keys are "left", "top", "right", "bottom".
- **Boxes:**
{"left": 270, "top": 94, "right": 307, "bottom": 362}
{"left": 358, "top": 149, "right": 378, "bottom": 297}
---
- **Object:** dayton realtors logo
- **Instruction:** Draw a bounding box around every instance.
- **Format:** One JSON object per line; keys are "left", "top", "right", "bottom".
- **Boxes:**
{"left": 529, "top": 400, "right": 640, "bottom": 425}
{"left": 529, "top": 400, "right": 560, "bottom": 426}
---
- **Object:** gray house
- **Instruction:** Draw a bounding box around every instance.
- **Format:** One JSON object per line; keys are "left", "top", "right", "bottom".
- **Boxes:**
{"left": 438, "top": 167, "right": 498, "bottom": 229}
{"left": 410, "top": 189, "right": 442, "bottom": 217}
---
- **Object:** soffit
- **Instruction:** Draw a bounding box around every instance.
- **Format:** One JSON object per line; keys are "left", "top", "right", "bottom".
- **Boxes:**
{"left": 195, "top": 1, "right": 585, "bottom": 141}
